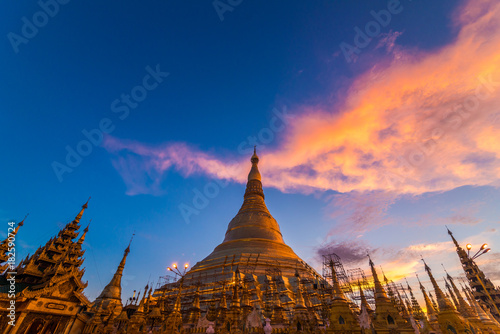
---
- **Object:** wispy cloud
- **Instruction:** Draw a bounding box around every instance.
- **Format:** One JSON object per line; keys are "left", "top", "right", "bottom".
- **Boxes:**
{"left": 104, "top": 137, "right": 245, "bottom": 195}
{"left": 376, "top": 30, "right": 403, "bottom": 54}
{"left": 323, "top": 190, "right": 397, "bottom": 235}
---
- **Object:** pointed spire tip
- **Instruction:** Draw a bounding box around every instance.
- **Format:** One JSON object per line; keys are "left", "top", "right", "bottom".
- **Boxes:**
{"left": 83, "top": 196, "right": 91, "bottom": 209}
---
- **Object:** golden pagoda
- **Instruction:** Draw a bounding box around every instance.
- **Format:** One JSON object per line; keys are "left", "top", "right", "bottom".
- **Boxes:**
{"left": 154, "top": 148, "right": 328, "bottom": 332}
{"left": 183, "top": 148, "right": 319, "bottom": 283}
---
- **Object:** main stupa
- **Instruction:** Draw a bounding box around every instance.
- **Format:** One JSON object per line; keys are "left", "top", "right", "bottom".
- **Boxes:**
{"left": 181, "top": 148, "right": 321, "bottom": 284}
{"left": 153, "top": 149, "right": 327, "bottom": 332}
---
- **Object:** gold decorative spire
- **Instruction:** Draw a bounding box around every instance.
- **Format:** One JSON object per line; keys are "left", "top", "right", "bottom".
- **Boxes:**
{"left": 248, "top": 146, "right": 261, "bottom": 182}
{"left": 462, "top": 284, "right": 492, "bottom": 322}
{"left": 447, "top": 273, "right": 475, "bottom": 318}
{"left": 444, "top": 277, "right": 459, "bottom": 309}
{"left": 422, "top": 259, "right": 454, "bottom": 311}
{"left": 446, "top": 226, "right": 460, "bottom": 248}
{"left": 429, "top": 292, "right": 439, "bottom": 311}
{"left": 77, "top": 223, "right": 90, "bottom": 245}
{"left": 405, "top": 278, "right": 424, "bottom": 319}
{"left": 396, "top": 289, "right": 410, "bottom": 317}
{"left": 382, "top": 267, "right": 396, "bottom": 302}
{"left": 74, "top": 197, "right": 91, "bottom": 223}
{"left": 330, "top": 260, "right": 346, "bottom": 301}
{"left": 417, "top": 275, "right": 437, "bottom": 316}
{"left": 243, "top": 146, "right": 264, "bottom": 199}
{"left": 241, "top": 284, "right": 251, "bottom": 308}
{"left": 294, "top": 271, "right": 306, "bottom": 309}
{"left": 17, "top": 214, "right": 27, "bottom": 229}
{"left": 231, "top": 268, "right": 241, "bottom": 308}
{"left": 95, "top": 238, "right": 132, "bottom": 302}
{"left": 231, "top": 281, "right": 240, "bottom": 308}
{"left": 368, "top": 256, "right": 391, "bottom": 303}
{"left": 0, "top": 215, "right": 28, "bottom": 272}
{"left": 219, "top": 284, "right": 227, "bottom": 309}
{"left": 193, "top": 285, "right": 201, "bottom": 310}
{"left": 358, "top": 281, "right": 373, "bottom": 313}
{"left": 1, "top": 214, "right": 26, "bottom": 244}
{"left": 135, "top": 284, "right": 148, "bottom": 314}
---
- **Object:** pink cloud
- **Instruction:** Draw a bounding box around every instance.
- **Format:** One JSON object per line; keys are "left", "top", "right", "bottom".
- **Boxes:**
{"left": 104, "top": 137, "right": 246, "bottom": 195}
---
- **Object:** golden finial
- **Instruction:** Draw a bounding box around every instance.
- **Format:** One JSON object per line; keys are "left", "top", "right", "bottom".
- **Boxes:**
{"left": 19, "top": 213, "right": 29, "bottom": 226}
{"left": 125, "top": 232, "right": 135, "bottom": 254}
{"left": 247, "top": 146, "right": 261, "bottom": 181}
{"left": 83, "top": 196, "right": 91, "bottom": 209}
{"left": 84, "top": 220, "right": 91, "bottom": 233}
{"left": 251, "top": 146, "right": 259, "bottom": 164}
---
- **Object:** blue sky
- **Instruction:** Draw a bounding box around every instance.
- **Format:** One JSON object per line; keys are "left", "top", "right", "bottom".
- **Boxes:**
{"left": 1, "top": 0, "right": 499, "bottom": 302}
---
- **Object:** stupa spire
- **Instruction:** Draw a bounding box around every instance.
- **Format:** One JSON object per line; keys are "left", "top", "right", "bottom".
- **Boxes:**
{"left": 242, "top": 146, "right": 265, "bottom": 200}
{"left": 368, "top": 256, "right": 391, "bottom": 303}
{"left": 444, "top": 277, "right": 459, "bottom": 309}
{"left": 417, "top": 274, "right": 437, "bottom": 316}
{"left": 219, "top": 283, "right": 227, "bottom": 309}
{"left": 193, "top": 285, "right": 201, "bottom": 310}
{"left": 462, "top": 284, "right": 493, "bottom": 322}
{"left": 1, "top": 215, "right": 26, "bottom": 244}
{"left": 446, "top": 226, "right": 460, "bottom": 248}
{"left": 231, "top": 269, "right": 241, "bottom": 308}
{"left": 74, "top": 197, "right": 91, "bottom": 223}
{"left": 405, "top": 278, "right": 424, "bottom": 319}
{"left": 447, "top": 273, "right": 475, "bottom": 318}
{"left": 77, "top": 223, "right": 90, "bottom": 245}
{"left": 422, "top": 259, "right": 454, "bottom": 311}
{"left": 95, "top": 237, "right": 132, "bottom": 302}
{"left": 329, "top": 260, "right": 346, "bottom": 301}
{"left": 358, "top": 281, "right": 372, "bottom": 313}
{"left": 382, "top": 267, "right": 395, "bottom": 302}
{"left": 294, "top": 271, "right": 306, "bottom": 309}
{"left": 0, "top": 215, "right": 28, "bottom": 272}
{"left": 248, "top": 146, "right": 261, "bottom": 182}
{"left": 14, "top": 214, "right": 27, "bottom": 232}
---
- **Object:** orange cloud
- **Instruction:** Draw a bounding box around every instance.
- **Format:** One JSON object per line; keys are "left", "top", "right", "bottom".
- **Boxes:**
{"left": 261, "top": 0, "right": 500, "bottom": 195}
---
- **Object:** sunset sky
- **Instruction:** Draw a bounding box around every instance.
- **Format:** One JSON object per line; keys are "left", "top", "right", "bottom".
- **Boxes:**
{"left": 1, "top": 0, "right": 499, "bottom": 303}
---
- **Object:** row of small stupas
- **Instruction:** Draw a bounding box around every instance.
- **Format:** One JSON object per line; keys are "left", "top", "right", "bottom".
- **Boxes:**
{"left": 0, "top": 150, "right": 499, "bottom": 334}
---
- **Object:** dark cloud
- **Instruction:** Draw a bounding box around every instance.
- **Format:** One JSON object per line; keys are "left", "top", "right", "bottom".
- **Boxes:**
{"left": 447, "top": 214, "right": 480, "bottom": 226}
{"left": 316, "top": 239, "right": 379, "bottom": 266}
